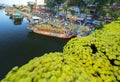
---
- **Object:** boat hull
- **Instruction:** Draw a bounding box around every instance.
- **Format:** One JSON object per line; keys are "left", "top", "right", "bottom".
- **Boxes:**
{"left": 28, "top": 27, "right": 75, "bottom": 39}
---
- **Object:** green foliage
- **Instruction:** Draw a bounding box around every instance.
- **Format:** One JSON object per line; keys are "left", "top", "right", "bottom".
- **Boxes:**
{"left": 28, "top": 3, "right": 35, "bottom": 12}
{"left": 14, "top": 18, "right": 23, "bottom": 21}
{"left": 13, "top": 4, "right": 16, "bottom": 8}
{"left": 45, "top": 0, "right": 55, "bottom": 9}
{"left": 112, "top": 9, "right": 120, "bottom": 19}
{"left": 1, "top": 18, "right": 120, "bottom": 82}
{"left": 67, "top": 0, "right": 83, "bottom": 6}
{"left": 69, "top": 9, "right": 75, "bottom": 16}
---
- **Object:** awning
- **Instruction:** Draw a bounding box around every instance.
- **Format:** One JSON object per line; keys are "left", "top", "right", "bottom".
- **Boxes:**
{"left": 32, "top": 16, "right": 41, "bottom": 20}
{"left": 77, "top": 17, "right": 84, "bottom": 21}
{"left": 16, "top": 11, "right": 22, "bottom": 15}
{"left": 84, "top": 19, "right": 94, "bottom": 23}
{"left": 93, "top": 20, "right": 102, "bottom": 25}
{"left": 58, "top": 13, "right": 66, "bottom": 17}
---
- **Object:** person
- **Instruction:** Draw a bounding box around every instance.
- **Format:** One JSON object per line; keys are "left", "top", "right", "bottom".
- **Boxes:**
{"left": 88, "top": 24, "right": 95, "bottom": 35}
{"left": 89, "top": 24, "right": 93, "bottom": 31}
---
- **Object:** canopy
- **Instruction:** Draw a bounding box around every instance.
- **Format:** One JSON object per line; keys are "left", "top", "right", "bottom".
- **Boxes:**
{"left": 80, "top": 13, "right": 86, "bottom": 17}
{"left": 84, "top": 19, "right": 94, "bottom": 23}
{"left": 93, "top": 20, "right": 102, "bottom": 25}
{"left": 58, "top": 13, "right": 66, "bottom": 17}
{"left": 21, "top": 8, "right": 30, "bottom": 11}
{"left": 32, "top": 16, "right": 41, "bottom": 20}
{"left": 13, "top": 13, "right": 21, "bottom": 16}
{"left": 77, "top": 17, "right": 84, "bottom": 21}
{"left": 16, "top": 11, "right": 22, "bottom": 15}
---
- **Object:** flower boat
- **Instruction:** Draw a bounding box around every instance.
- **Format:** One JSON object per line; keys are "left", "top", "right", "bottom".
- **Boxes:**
{"left": 12, "top": 13, "right": 23, "bottom": 20}
{"left": 28, "top": 24, "right": 76, "bottom": 38}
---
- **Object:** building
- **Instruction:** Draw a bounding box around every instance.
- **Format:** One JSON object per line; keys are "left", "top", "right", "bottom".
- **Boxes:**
{"left": 35, "top": 0, "right": 46, "bottom": 6}
{"left": 27, "top": 1, "right": 35, "bottom": 5}
{"left": 32, "top": 0, "right": 46, "bottom": 14}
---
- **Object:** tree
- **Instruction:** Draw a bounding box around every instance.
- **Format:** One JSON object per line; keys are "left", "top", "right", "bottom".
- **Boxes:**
{"left": 66, "top": 0, "right": 83, "bottom": 6}
{"left": 28, "top": 2, "right": 35, "bottom": 12}
{"left": 45, "top": 0, "right": 66, "bottom": 14}
{"left": 54, "top": 0, "right": 66, "bottom": 14}
{"left": 63, "top": 5, "right": 69, "bottom": 15}
{"left": 108, "top": 0, "right": 118, "bottom": 6}
{"left": 13, "top": 4, "right": 16, "bottom": 8}
{"left": 45, "top": 0, "right": 56, "bottom": 13}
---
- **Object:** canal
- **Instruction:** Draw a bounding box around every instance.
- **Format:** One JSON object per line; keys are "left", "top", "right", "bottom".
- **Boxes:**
{"left": 0, "top": 9, "right": 69, "bottom": 80}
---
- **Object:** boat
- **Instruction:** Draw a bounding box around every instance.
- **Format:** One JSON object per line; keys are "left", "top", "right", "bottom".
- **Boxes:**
{"left": 12, "top": 13, "right": 23, "bottom": 20}
{"left": 28, "top": 24, "right": 75, "bottom": 38}
{"left": 0, "top": 5, "right": 4, "bottom": 9}
{"left": 11, "top": 12, "right": 23, "bottom": 25}
{"left": 11, "top": 12, "right": 23, "bottom": 23}
{"left": 0, "top": 6, "right": 3, "bottom": 9}
{"left": 28, "top": 16, "right": 41, "bottom": 24}
{"left": 5, "top": 8, "right": 17, "bottom": 16}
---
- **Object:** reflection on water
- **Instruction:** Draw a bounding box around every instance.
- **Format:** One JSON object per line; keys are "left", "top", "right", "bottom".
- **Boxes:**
{"left": 9, "top": 15, "right": 24, "bottom": 25}
{"left": 27, "top": 31, "right": 70, "bottom": 41}
{"left": 0, "top": 9, "right": 69, "bottom": 80}
{"left": 9, "top": 16, "right": 12, "bottom": 19}
{"left": 27, "top": 31, "right": 70, "bottom": 51}
{"left": 13, "top": 18, "right": 23, "bottom": 25}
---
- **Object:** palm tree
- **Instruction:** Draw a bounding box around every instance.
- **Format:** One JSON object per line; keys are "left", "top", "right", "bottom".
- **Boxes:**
{"left": 63, "top": 5, "right": 69, "bottom": 15}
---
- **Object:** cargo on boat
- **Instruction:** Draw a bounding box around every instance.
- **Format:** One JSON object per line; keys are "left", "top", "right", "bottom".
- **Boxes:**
{"left": 28, "top": 24, "right": 76, "bottom": 38}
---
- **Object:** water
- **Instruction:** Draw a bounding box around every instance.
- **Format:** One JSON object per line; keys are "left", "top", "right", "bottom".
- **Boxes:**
{"left": 0, "top": 9, "right": 69, "bottom": 80}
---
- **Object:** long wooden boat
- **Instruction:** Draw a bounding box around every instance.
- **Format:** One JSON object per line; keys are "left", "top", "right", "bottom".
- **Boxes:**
{"left": 0, "top": 6, "right": 4, "bottom": 9}
{"left": 12, "top": 13, "right": 23, "bottom": 20}
{"left": 28, "top": 25, "right": 76, "bottom": 38}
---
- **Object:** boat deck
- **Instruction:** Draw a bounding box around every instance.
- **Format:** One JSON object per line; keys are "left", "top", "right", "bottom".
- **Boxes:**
{"left": 28, "top": 26, "right": 75, "bottom": 38}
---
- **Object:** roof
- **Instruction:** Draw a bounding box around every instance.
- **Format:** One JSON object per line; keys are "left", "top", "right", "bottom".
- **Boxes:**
{"left": 32, "top": 16, "right": 41, "bottom": 20}
{"left": 84, "top": 19, "right": 94, "bottom": 23}
{"left": 93, "top": 20, "right": 102, "bottom": 25}
{"left": 16, "top": 11, "right": 22, "bottom": 15}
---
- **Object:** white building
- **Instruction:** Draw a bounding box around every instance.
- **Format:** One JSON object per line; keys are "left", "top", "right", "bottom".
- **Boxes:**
{"left": 35, "top": 0, "right": 46, "bottom": 6}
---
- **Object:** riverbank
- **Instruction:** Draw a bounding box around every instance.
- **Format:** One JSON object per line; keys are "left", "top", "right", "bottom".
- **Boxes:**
{"left": 0, "top": 9, "right": 69, "bottom": 80}
{"left": 1, "top": 18, "right": 120, "bottom": 82}
{"left": 5, "top": 7, "right": 104, "bottom": 38}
